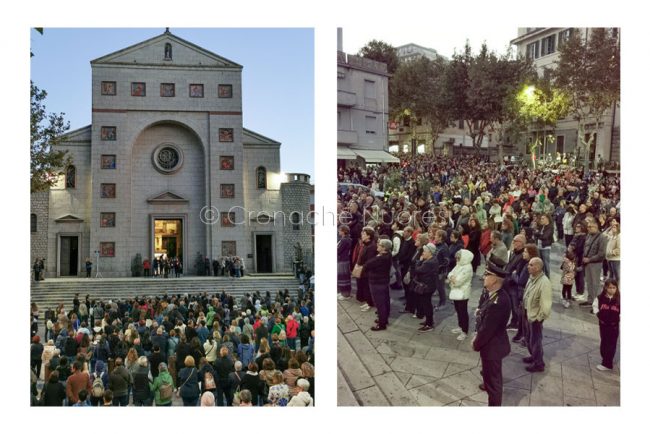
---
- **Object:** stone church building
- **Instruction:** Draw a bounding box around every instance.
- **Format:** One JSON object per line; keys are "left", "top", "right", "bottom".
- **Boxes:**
{"left": 31, "top": 30, "right": 312, "bottom": 277}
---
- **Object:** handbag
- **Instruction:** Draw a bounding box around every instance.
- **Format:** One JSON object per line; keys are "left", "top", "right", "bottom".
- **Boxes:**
{"left": 449, "top": 288, "right": 464, "bottom": 300}
{"left": 351, "top": 264, "right": 363, "bottom": 279}
{"left": 232, "top": 372, "right": 242, "bottom": 405}
{"left": 412, "top": 281, "right": 427, "bottom": 295}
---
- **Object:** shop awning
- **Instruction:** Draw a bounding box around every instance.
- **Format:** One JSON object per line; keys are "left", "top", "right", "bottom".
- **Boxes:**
{"left": 352, "top": 149, "right": 400, "bottom": 163}
{"left": 337, "top": 146, "right": 358, "bottom": 160}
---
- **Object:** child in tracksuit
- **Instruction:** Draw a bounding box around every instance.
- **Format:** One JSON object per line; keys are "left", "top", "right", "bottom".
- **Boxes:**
{"left": 560, "top": 250, "right": 576, "bottom": 308}
{"left": 592, "top": 278, "right": 620, "bottom": 371}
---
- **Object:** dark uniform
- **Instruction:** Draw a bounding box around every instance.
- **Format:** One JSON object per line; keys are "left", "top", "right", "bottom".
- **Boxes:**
{"left": 473, "top": 285, "right": 511, "bottom": 406}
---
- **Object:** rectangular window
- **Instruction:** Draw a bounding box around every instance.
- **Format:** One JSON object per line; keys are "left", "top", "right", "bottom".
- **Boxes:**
{"left": 556, "top": 135, "right": 565, "bottom": 154}
{"left": 160, "top": 83, "right": 175, "bottom": 97}
{"left": 189, "top": 84, "right": 204, "bottom": 98}
{"left": 541, "top": 35, "right": 556, "bottom": 56}
{"left": 219, "top": 156, "right": 234, "bottom": 170}
{"left": 218, "top": 84, "right": 232, "bottom": 98}
{"left": 219, "top": 128, "right": 234, "bottom": 142}
{"left": 131, "top": 82, "right": 146, "bottom": 96}
{"left": 101, "top": 155, "right": 116, "bottom": 169}
{"left": 526, "top": 41, "right": 539, "bottom": 59}
{"left": 101, "top": 126, "right": 116, "bottom": 141}
{"left": 365, "top": 116, "right": 377, "bottom": 135}
{"left": 558, "top": 28, "right": 573, "bottom": 48}
{"left": 291, "top": 212, "right": 301, "bottom": 231}
{"left": 100, "top": 212, "right": 116, "bottom": 228}
{"left": 31, "top": 214, "right": 37, "bottom": 233}
{"left": 100, "top": 183, "right": 116, "bottom": 199}
{"left": 364, "top": 79, "right": 376, "bottom": 99}
{"left": 221, "top": 241, "right": 236, "bottom": 256}
{"left": 220, "top": 212, "right": 236, "bottom": 227}
{"left": 220, "top": 184, "right": 235, "bottom": 198}
{"left": 101, "top": 81, "right": 116, "bottom": 95}
{"left": 100, "top": 242, "right": 115, "bottom": 257}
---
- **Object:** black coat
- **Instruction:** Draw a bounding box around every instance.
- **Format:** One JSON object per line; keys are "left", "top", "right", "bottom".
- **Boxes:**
{"left": 239, "top": 372, "right": 262, "bottom": 404}
{"left": 361, "top": 253, "right": 391, "bottom": 287}
{"left": 473, "top": 288, "right": 511, "bottom": 360}
{"left": 413, "top": 256, "right": 438, "bottom": 294}
{"left": 40, "top": 381, "right": 67, "bottom": 406}
{"left": 399, "top": 238, "right": 417, "bottom": 267}
{"left": 337, "top": 236, "right": 352, "bottom": 262}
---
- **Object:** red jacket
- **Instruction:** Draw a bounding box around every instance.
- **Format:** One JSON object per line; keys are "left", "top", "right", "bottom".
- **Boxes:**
{"left": 285, "top": 319, "right": 299, "bottom": 339}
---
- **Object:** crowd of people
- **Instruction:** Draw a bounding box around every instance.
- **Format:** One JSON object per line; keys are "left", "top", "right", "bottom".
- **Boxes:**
{"left": 337, "top": 153, "right": 620, "bottom": 406}
{"left": 30, "top": 286, "right": 315, "bottom": 407}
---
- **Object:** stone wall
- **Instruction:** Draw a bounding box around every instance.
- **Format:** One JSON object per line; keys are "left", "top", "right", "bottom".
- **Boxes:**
{"left": 30, "top": 191, "right": 49, "bottom": 267}
{"left": 280, "top": 177, "right": 313, "bottom": 272}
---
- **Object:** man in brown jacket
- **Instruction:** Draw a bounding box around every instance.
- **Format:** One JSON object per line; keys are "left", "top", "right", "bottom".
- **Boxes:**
{"left": 66, "top": 361, "right": 91, "bottom": 405}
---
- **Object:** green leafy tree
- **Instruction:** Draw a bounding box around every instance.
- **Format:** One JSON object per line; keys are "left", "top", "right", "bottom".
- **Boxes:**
{"left": 390, "top": 56, "right": 451, "bottom": 155}
{"left": 442, "top": 43, "right": 532, "bottom": 155}
{"left": 516, "top": 80, "right": 570, "bottom": 168}
{"left": 553, "top": 28, "right": 620, "bottom": 169}
{"left": 358, "top": 39, "right": 400, "bottom": 74}
{"left": 31, "top": 81, "right": 71, "bottom": 193}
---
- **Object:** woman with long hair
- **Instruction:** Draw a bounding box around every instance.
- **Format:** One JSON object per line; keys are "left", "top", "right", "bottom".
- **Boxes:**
{"left": 467, "top": 217, "right": 482, "bottom": 273}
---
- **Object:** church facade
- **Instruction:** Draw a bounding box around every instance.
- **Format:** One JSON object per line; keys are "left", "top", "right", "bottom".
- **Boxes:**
{"left": 31, "top": 30, "right": 312, "bottom": 277}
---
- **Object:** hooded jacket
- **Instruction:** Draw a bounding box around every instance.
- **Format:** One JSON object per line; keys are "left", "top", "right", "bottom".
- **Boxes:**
{"left": 447, "top": 249, "right": 474, "bottom": 300}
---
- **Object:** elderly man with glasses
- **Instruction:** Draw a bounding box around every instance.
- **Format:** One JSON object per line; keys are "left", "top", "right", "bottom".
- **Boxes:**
{"left": 521, "top": 257, "right": 552, "bottom": 372}
{"left": 472, "top": 256, "right": 511, "bottom": 406}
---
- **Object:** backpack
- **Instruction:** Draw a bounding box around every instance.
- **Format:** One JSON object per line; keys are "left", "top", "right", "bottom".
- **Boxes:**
{"left": 159, "top": 381, "right": 173, "bottom": 401}
{"left": 203, "top": 371, "right": 216, "bottom": 390}
{"left": 92, "top": 374, "right": 105, "bottom": 398}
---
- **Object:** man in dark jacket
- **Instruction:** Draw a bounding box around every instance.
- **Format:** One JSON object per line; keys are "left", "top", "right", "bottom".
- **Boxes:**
{"left": 433, "top": 230, "right": 450, "bottom": 309}
{"left": 504, "top": 234, "right": 526, "bottom": 329}
{"left": 473, "top": 257, "right": 511, "bottom": 406}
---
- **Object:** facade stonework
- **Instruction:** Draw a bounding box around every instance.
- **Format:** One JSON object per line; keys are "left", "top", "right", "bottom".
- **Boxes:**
{"left": 33, "top": 31, "right": 312, "bottom": 277}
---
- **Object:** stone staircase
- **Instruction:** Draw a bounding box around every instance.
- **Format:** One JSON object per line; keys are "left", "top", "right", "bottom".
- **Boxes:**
{"left": 30, "top": 274, "right": 300, "bottom": 308}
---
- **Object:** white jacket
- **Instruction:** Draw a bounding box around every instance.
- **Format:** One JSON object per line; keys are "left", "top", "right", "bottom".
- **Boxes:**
{"left": 563, "top": 213, "right": 575, "bottom": 236}
{"left": 447, "top": 249, "right": 474, "bottom": 300}
{"left": 287, "top": 391, "right": 314, "bottom": 406}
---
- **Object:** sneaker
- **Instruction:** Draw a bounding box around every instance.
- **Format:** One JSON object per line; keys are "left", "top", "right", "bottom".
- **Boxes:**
{"left": 575, "top": 294, "right": 587, "bottom": 302}
{"left": 360, "top": 302, "right": 369, "bottom": 309}
{"left": 596, "top": 364, "right": 612, "bottom": 371}
{"left": 457, "top": 332, "right": 467, "bottom": 341}
{"left": 450, "top": 327, "right": 462, "bottom": 334}
{"left": 418, "top": 325, "right": 433, "bottom": 332}
{"left": 412, "top": 313, "right": 418, "bottom": 318}
{"left": 563, "top": 300, "right": 570, "bottom": 308}
{"left": 337, "top": 294, "right": 348, "bottom": 301}
{"left": 360, "top": 305, "right": 371, "bottom": 312}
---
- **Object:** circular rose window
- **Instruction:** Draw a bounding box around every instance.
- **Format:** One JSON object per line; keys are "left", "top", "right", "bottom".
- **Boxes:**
{"left": 152, "top": 144, "right": 183, "bottom": 174}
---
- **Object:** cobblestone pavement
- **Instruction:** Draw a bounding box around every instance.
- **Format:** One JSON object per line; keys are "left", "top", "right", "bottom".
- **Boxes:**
{"left": 338, "top": 243, "right": 620, "bottom": 406}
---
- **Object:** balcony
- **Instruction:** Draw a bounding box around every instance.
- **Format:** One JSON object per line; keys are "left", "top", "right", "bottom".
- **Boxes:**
{"left": 337, "top": 90, "right": 357, "bottom": 107}
{"left": 338, "top": 130, "right": 358, "bottom": 145}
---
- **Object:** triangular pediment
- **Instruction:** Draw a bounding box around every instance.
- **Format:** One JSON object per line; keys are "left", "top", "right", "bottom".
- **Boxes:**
{"left": 55, "top": 214, "right": 84, "bottom": 223}
{"left": 243, "top": 128, "right": 281, "bottom": 147}
{"left": 147, "top": 191, "right": 189, "bottom": 204}
{"left": 91, "top": 31, "right": 242, "bottom": 69}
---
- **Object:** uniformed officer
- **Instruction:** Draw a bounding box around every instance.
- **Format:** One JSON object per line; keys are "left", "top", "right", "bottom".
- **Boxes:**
{"left": 472, "top": 256, "right": 511, "bottom": 406}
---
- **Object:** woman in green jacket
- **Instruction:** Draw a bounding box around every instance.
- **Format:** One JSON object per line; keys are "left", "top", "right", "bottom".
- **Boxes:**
{"left": 150, "top": 362, "right": 175, "bottom": 406}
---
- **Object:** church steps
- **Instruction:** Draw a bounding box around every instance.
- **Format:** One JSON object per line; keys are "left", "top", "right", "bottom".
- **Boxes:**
{"left": 30, "top": 276, "right": 300, "bottom": 307}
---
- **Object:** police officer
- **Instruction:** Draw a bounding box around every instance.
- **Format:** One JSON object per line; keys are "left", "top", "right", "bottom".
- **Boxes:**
{"left": 472, "top": 256, "right": 511, "bottom": 406}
